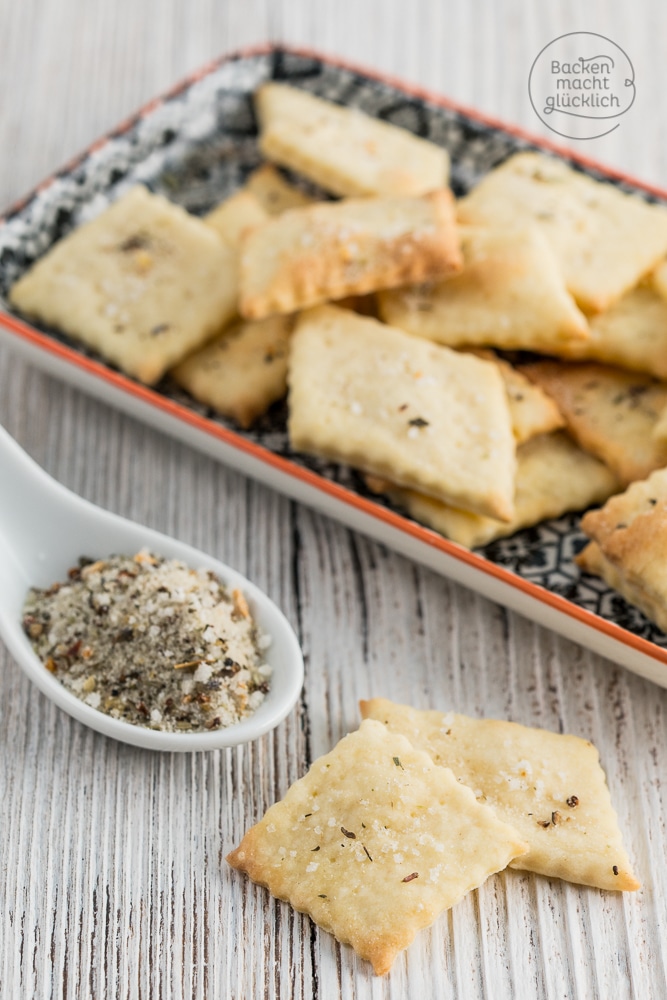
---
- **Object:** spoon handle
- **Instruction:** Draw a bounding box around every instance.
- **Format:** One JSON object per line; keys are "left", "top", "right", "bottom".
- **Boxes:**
{"left": 0, "top": 423, "right": 60, "bottom": 534}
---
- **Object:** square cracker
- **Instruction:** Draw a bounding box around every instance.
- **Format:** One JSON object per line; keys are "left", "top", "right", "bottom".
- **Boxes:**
{"left": 650, "top": 255, "right": 667, "bottom": 302}
{"left": 287, "top": 305, "right": 517, "bottom": 521}
{"left": 9, "top": 185, "right": 237, "bottom": 385}
{"left": 554, "top": 282, "right": 667, "bottom": 380}
{"left": 471, "top": 351, "right": 566, "bottom": 444}
{"left": 520, "top": 360, "right": 667, "bottom": 486}
{"left": 366, "top": 431, "right": 619, "bottom": 549}
{"left": 255, "top": 82, "right": 449, "bottom": 198}
{"left": 360, "top": 700, "right": 640, "bottom": 892}
{"left": 458, "top": 152, "right": 667, "bottom": 313}
{"left": 239, "top": 189, "right": 462, "bottom": 320}
{"left": 378, "top": 225, "right": 589, "bottom": 351}
{"left": 226, "top": 718, "right": 528, "bottom": 976}
{"left": 579, "top": 468, "right": 667, "bottom": 632}
{"left": 205, "top": 189, "right": 269, "bottom": 247}
{"left": 245, "top": 163, "right": 315, "bottom": 215}
{"left": 170, "top": 314, "right": 293, "bottom": 428}
{"left": 576, "top": 539, "right": 667, "bottom": 633}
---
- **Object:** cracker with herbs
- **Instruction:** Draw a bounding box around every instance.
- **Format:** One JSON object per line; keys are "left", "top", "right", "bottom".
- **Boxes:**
{"left": 378, "top": 225, "right": 590, "bottom": 352}
{"left": 360, "top": 699, "right": 640, "bottom": 892}
{"left": 520, "top": 360, "right": 667, "bottom": 486}
{"left": 171, "top": 313, "right": 294, "bottom": 428}
{"left": 255, "top": 82, "right": 450, "bottom": 198}
{"left": 226, "top": 718, "right": 528, "bottom": 976}
{"left": 365, "top": 431, "right": 619, "bottom": 550}
{"left": 288, "top": 305, "right": 517, "bottom": 521}
{"left": 9, "top": 185, "right": 237, "bottom": 385}
{"left": 239, "top": 189, "right": 462, "bottom": 320}
{"left": 579, "top": 468, "right": 667, "bottom": 632}
{"left": 458, "top": 151, "right": 667, "bottom": 313}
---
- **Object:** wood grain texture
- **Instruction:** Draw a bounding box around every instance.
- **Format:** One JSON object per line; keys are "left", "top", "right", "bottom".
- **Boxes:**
{"left": 2, "top": 2, "right": 667, "bottom": 997}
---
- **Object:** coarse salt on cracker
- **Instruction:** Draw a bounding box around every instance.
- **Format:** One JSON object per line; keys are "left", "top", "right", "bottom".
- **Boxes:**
{"left": 9, "top": 185, "right": 237, "bottom": 385}
{"left": 287, "top": 305, "right": 516, "bottom": 521}
{"left": 239, "top": 189, "right": 462, "bottom": 320}
{"left": 378, "top": 225, "right": 589, "bottom": 351}
{"left": 365, "top": 431, "right": 619, "bottom": 549}
{"left": 458, "top": 152, "right": 667, "bottom": 313}
{"left": 171, "top": 313, "right": 293, "bottom": 428}
{"left": 520, "top": 360, "right": 667, "bottom": 486}
{"left": 226, "top": 719, "right": 528, "bottom": 976}
{"left": 255, "top": 82, "right": 449, "bottom": 198}
{"left": 360, "top": 700, "right": 640, "bottom": 893}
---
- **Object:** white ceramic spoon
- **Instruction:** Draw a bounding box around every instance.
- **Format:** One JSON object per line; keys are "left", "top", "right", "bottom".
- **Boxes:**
{"left": 0, "top": 424, "right": 304, "bottom": 751}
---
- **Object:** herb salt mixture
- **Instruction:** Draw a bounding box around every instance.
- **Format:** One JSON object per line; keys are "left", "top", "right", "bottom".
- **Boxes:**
{"left": 22, "top": 551, "right": 272, "bottom": 732}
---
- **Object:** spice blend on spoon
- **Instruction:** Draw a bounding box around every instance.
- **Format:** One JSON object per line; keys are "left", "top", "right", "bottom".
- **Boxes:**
{"left": 22, "top": 550, "right": 271, "bottom": 732}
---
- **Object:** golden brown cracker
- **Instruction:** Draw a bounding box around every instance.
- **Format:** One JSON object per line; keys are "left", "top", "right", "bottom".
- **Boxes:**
{"left": 555, "top": 282, "right": 667, "bottom": 379}
{"left": 171, "top": 314, "right": 293, "bottom": 428}
{"left": 9, "top": 186, "right": 237, "bottom": 385}
{"left": 246, "top": 163, "right": 315, "bottom": 215}
{"left": 239, "top": 189, "right": 462, "bottom": 320}
{"left": 378, "top": 225, "right": 589, "bottom": 350}
{"left": 366, "top": 431, "right": 619, "bottom": 549}
{"left": 520, "top": 361, "right": 667, "bottom": 485}
{"left": 227, "top": 719, "right": 528, "bottom": 976}
{"left": 287, "top": 306, "right": 516, "bottom": 521}
{"left": 360, "top": 700, "right": 640, "bottom": 892}
{"left": 458, "top": 152, "right": 667, "bottom": 312}
{"left": 255, "top": 82, "right": 449, "bottom": 198}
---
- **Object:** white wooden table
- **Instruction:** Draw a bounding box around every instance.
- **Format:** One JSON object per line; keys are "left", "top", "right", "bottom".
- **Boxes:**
{"left": 1, "top": 3, "right": 666, "bottom": 997}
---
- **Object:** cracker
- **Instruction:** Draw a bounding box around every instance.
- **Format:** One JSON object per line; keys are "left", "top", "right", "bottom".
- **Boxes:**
{"left": 246, "top": 163, "right": 315, "bottom": 215}
{"left": 239, "top": 189, "right": 462, "bottom": 320}
{"left": 653, "top": 403, "right": 667, "bottom": 443}
{"left": 378, "top": 225, "right": 589, "bottom": 350}
{"left": 579, "top": 468, "right": 667, "bottom": 632}
{"left": 360, "top": 700, "right": 640, "bottom": 892}
{"left": 651, "top": 256, "right": 667, "bottom": 302}
{"left": 288, "top": 305, "right": 516, "bottom": 521}
{"left": 554, "top": 282, "right": 667, "bottom": 379}
{"left": 171, "top": 313, "right": 293, "bottom": 428}
{"left": 366, "top": 431, "right": 619, "bottom": 549}
{"left": 465, "top": 350, "right": 565, "bottom": 444}
{"left": 458, "top": 152, "right": 667, "bottom": 313}
{"left": 9, "top": 185, "right": 236, "bottom": 385}
{"left": 520, "top": 361, "right": 667, "bottom": 485}
{"left": 226, "top": 718, "right": 528, "bottom": 976}
{"left": 205, "top": 188, "right": 268, "bottom": 247}
{"left": 255, "top": 82, "right": 449, "bottom": 198}
{"left": 576, "top": 538, "right": 667, "bottom": 633}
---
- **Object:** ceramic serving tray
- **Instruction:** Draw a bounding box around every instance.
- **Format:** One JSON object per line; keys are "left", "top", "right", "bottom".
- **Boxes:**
{"left": 1, "top": 44, "right": 666, "bottom": 687}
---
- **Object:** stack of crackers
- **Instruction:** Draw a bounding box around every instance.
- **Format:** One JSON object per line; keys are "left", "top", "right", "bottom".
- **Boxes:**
{"left": 10, "top": 82, "right": 667, "bottom": 629}
{"left": 227, "top": 699, "right": 639, "bottom": 975}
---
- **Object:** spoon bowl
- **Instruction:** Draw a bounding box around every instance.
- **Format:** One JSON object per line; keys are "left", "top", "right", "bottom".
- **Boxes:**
{"left": 0, "top": 424, "right": 304, "bottom": 751}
